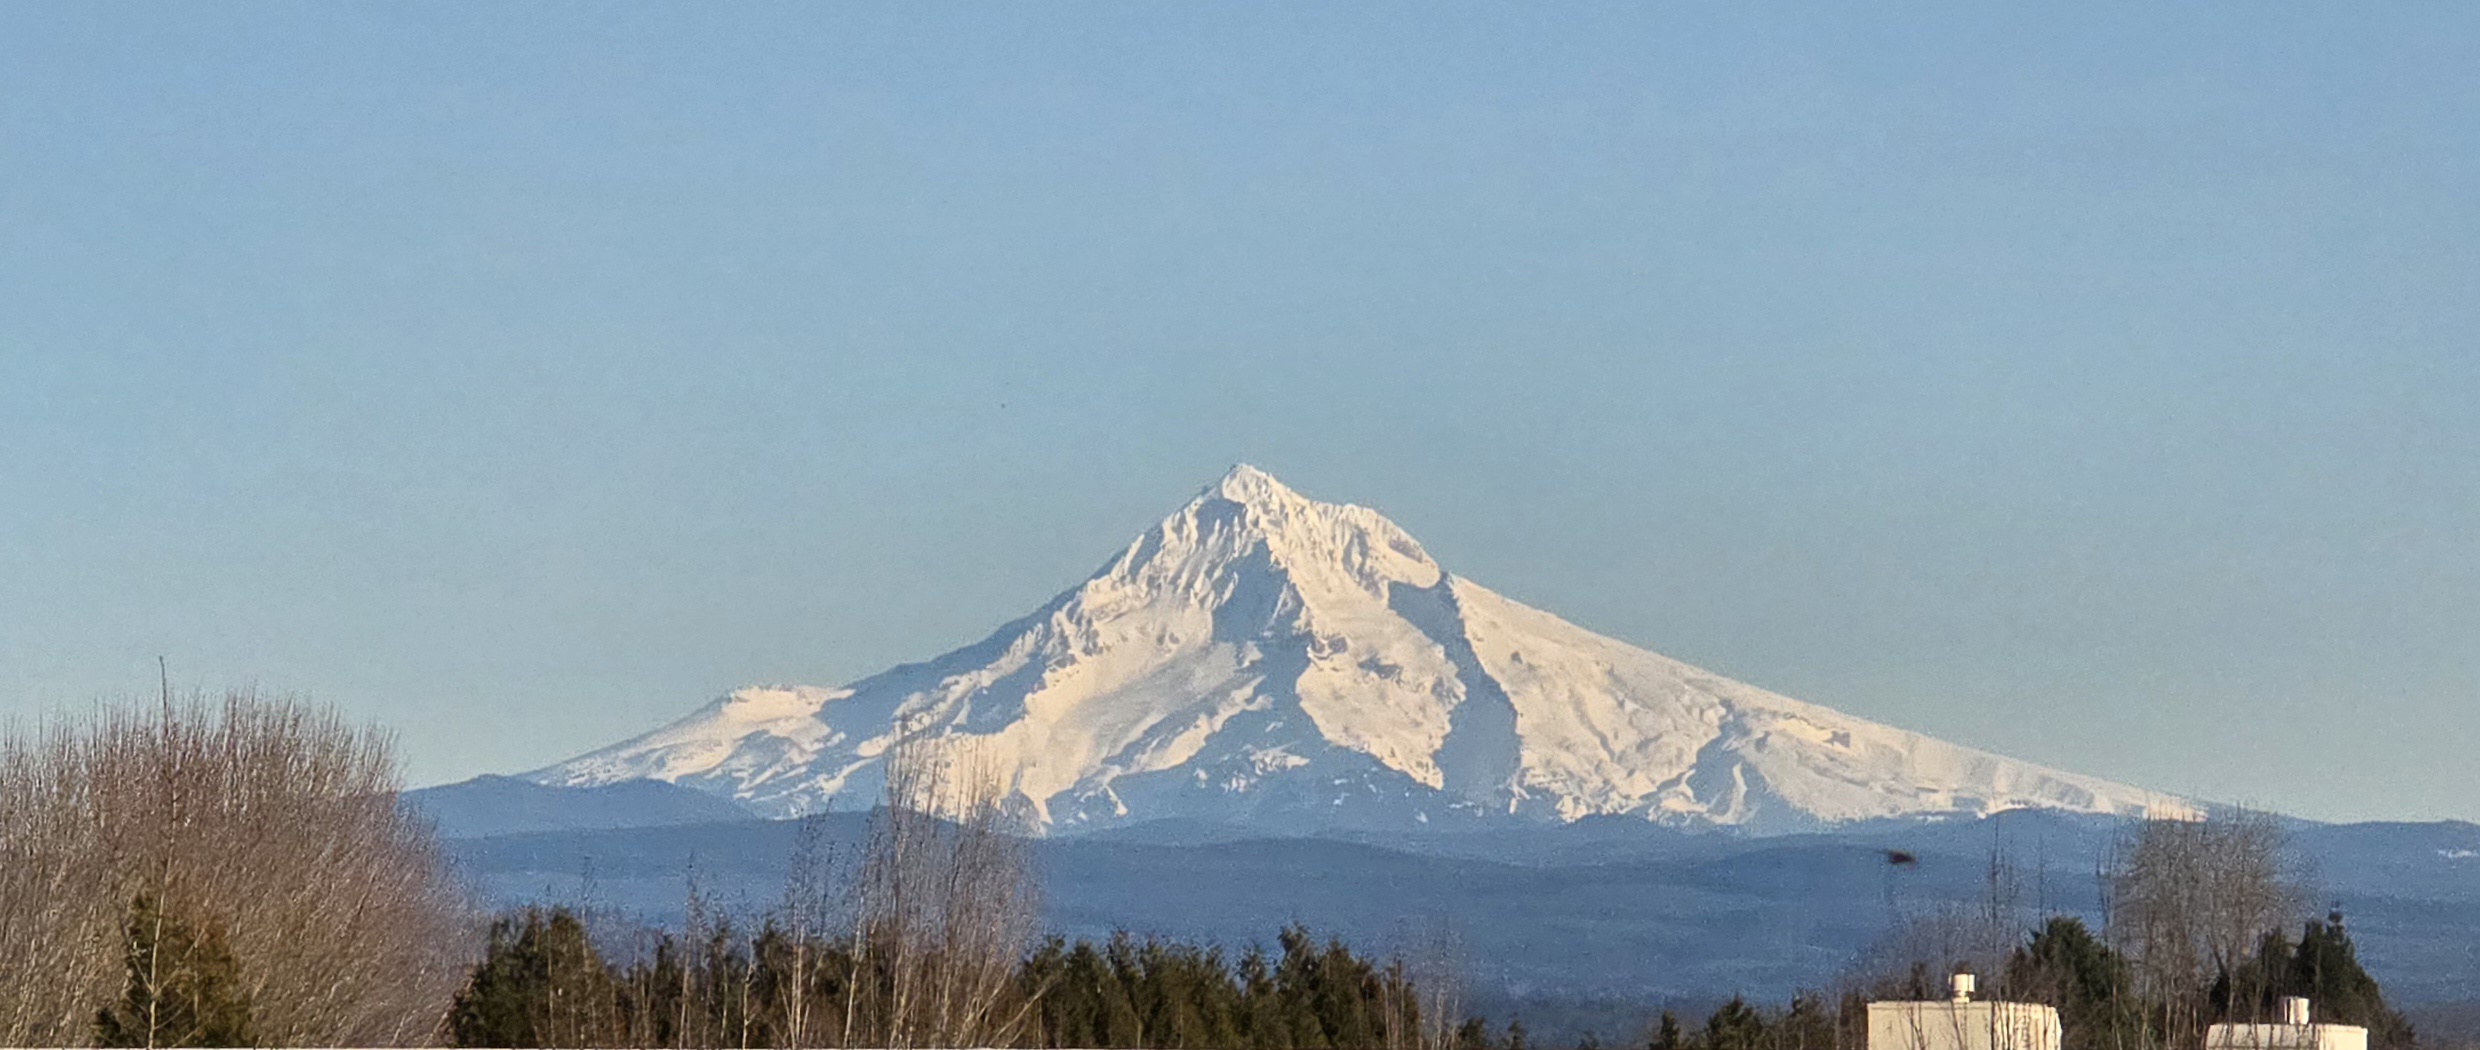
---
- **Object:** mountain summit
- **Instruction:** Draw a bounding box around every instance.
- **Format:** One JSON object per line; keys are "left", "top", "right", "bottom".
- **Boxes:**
{"left": 533, "top": 466, "right": 2194, "bottom": 833}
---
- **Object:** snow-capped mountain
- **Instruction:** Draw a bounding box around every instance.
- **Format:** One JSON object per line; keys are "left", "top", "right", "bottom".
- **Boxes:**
{"left": 532, "top": 465, "right": 2195, "bottom": 833}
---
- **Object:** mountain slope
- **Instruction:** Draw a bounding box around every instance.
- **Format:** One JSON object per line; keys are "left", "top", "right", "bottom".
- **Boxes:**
{"left": 532, "top": 466, "right": 2193, "bottom": 833}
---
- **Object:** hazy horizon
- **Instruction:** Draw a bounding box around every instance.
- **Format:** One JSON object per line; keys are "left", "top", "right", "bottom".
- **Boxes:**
{"left": 4, "top": 5, "right": 2472, "bottom": 823}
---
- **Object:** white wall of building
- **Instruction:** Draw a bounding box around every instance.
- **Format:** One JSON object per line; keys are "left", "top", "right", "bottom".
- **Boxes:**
{"left": 2206, "top": 1022, "right": 2369, "bottom": 1050}
{"left": 1866, "top": 1001, "right": 2063, "bottom": 1050}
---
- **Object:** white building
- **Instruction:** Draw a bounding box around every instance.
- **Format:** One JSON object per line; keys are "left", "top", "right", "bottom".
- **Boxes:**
{"left": 2207, "top": 998, "right": 2369, "bottom": 1050}
{"left": 1868, "top": 975, "right": 2063, "bottom": 1050}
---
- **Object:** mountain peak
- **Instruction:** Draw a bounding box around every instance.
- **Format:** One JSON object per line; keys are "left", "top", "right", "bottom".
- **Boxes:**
{"left": 1171, "top": 465, "right": 1438, "bottom": 596}
{"left": 1211, "top": 463, "right": 1298, "bottom": 506}
{"left": 535, "top": 472, "right": 2197, "bottom": 834}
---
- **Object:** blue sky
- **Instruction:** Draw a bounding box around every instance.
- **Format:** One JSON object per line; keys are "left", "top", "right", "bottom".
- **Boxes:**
{"left": 2, "top": 4, "right": 2473, "bottom": 821}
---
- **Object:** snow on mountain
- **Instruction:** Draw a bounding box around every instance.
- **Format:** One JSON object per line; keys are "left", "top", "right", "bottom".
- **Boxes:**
{"left": 531, "top": 465, "right": 2196, "bottom": 833}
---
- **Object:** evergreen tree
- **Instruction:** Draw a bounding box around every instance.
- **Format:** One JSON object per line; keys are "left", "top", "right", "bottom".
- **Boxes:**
{"left": 2214, "top": 930, "right": 2294, "bottom": 1022}
{"left": 448, "top": 907, "right": 619, "bottom": 1048}
{"left": 1773, "top": 993, "right": 1836, "bottom": 1050}
{"left": 1647, "top": 1010, "right": 1683, "bottom": 1050}
{"left": 1020, "top": 927, "right": 1416, "bottom": 1050}
{"left": 1311, "top": 935, "right": 1379, "bottom": 1050}
{"left": 1275, "top": 926, "right": 1335, "bottom": 1049}
{"left": 618, "top": 935, "right": 686, "bottom": 1048}
{"left": 2283, "top": 915, "right": 2412, "bottom": 1050}
{"left": 1703, "top": 996, "right": 1766, "bottom": 1050}
{"left": 1022, "top": 937, "right": 1081, "bottom": 1047}
{"left": 1105, "top": 932, "right": 1152, "bottom": 1047}
{"left": 2005, "top": 917, "right": 2148, "bottom": 1050}
{"left": 94, "top": 894, "right": 256, "bottom": 1049}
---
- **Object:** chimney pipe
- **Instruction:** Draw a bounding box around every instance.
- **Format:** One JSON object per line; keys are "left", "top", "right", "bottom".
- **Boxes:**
{"left": 1951, "top": 973, "right": 1976, "bottom": 1004}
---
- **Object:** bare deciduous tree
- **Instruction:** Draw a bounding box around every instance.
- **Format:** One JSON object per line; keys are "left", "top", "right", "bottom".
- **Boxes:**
{"left": 2104, "top": 810, "right": 2311, "bottom": 1047}
{"left": 0, "top": 689, "right": 473, "bottom": 1046}
{"left": 843, "top": 734, "right": 1041, "bottom": 1049}
{"left": 1394, "top": 915, "right": 1469, "bottom": 1050}
{"left": 1841, "top": 840, "right": 2031, "bottom": 1005}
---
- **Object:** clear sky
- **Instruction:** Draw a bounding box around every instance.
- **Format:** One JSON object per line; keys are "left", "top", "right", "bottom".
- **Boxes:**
{"left": 2, "top": 4, "right": 2473, "bottom": 822}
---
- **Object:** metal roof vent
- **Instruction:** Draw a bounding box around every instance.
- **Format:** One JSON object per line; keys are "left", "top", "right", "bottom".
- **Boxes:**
{"left": 1951, "top": 973, "right": 1977, "bottom": 1003}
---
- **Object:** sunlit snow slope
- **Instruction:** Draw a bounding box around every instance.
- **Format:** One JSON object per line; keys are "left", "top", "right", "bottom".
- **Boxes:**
{"left": 532, "top": 466, "right": 2195, "bottom": 833}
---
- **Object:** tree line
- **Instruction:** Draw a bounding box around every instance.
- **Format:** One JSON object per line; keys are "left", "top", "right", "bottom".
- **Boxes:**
{"left": 443, "top": 727, "right": 1433, "bottom": 1049}
{"left": 0, "top": 691, "right": 2423, "bottom": 1049}
{"left": 447, "top": 911, "right": 1426, "bottom": 1050}
{"left": 0, "top": 692, "right": 1435, "bottom": 1048}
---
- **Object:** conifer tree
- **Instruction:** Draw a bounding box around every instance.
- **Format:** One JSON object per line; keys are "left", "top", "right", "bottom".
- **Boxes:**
{"left": 2005, "top": 917, "right": 2149, "bottom": 1050}
{"left": 1240, "top": 944, "right": 1288, "bottom": 1050}
{"left": 94, "top": 893, "right": 256, "bottom": 1049}
{"left": 448, "top": 907, "right": 619, "bottom": 1048}
{"left": 1646, "top": 1009, "right": 1682, "bottom": 1050}
{"left": 1106, "top": 932, "right": 1152, "bottom": 1047}
{"left": 1276, "top": 926, "right": 1335, "bottom": 1049}
{"left": 1773, "top": 993, "right": 1835, "bottom": 1050}
{"left": 1702, "top": 996, "right": 1765, "bottom": 1050}
{"left": 2283, "top": 915, "right": 2412, "bottom": 1050}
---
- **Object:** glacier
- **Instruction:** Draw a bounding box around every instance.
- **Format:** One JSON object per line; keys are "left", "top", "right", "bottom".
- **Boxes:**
{"left": 532, "top": 465, "right": 2196, "bottom": 834}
